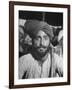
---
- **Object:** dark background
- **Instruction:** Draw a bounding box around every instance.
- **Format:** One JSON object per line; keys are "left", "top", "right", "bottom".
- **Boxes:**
{"left": 19, "top": 10, "right": 63, "bottom": 26}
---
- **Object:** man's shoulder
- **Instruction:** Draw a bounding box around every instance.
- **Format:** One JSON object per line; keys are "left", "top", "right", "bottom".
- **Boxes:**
{"left": 52, "top": 52, "right": 63, "bottom": 66}
{"left": 52, "top": 52, "right": 59, "bottom": 58}
{"left": 20, "top": 53, "right": 33, "bottom": 59}
{"left": 52, "top": 52, "right": 62, "bottom": 59}
{"left": 52, "top": 52, "right": 62, "bottom": 61}
{"left": 19, "top": 53, "right": 34, "bottom": 63}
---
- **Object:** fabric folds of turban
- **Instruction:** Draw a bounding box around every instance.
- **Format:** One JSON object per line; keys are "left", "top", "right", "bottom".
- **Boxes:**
{"left": 24, "top": 20, "right": 54, "bottom": 39}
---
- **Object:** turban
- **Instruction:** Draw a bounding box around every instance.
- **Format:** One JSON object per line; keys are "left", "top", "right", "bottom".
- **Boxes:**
{"left": 24, "top": 20, "right": 54, "bottom": 39}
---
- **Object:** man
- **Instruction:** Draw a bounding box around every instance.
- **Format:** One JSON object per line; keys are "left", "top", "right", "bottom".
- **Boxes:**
{"left": 57, "top": 30, "right": 63, "bottom": 56}
{"left": 19, "top": 25, "right": 32, "bottom": 57}
{"left": 19, "top": 25, "right": 24, "bottom": 57}
{"left": 53, "top": 30, "right": 63, "bottom": 57}
{"left": 19, "top": 20, "right": 63, "bottom": 79}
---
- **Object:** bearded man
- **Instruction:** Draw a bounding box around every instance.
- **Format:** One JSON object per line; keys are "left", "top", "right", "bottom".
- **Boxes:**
{"left": 19, "top": 20, "right": 63, "bottom": 79}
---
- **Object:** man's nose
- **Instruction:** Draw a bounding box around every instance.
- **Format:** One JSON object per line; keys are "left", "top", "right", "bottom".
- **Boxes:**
{"left": 40, "top": 38, "right": 44, "bottom": 46}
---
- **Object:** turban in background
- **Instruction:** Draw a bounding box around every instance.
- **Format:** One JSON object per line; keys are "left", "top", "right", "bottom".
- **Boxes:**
{"left": 24, "top": 20, "right": 54, "bottom": 39}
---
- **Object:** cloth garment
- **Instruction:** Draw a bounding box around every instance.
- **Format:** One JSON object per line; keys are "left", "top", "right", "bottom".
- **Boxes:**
{"left": 19, "top": 52, "right": 63, "bottom": 79}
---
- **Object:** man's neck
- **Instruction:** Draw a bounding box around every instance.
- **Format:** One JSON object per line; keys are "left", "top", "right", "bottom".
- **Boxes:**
{"left": 31, "top": 50, "right": 49, "bottom": 64}
{"left": 40, "top": 53, "right": 48, "bottom": 64}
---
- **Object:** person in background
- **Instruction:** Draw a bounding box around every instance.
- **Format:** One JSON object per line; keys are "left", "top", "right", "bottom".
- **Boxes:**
{"left": 54, "top": 30, "right": 63, "bottom": 57}
{"left": 19, "top": 20, "right": 63, "bottom": 79}
{"left": 19, "top": 25, "right": 32, "bottom": 57}
{"left": 57, "top": 30, "right": 63, "bottom": 57}
{"left": 19, "top": 25, "right": 25, "bottom": 57}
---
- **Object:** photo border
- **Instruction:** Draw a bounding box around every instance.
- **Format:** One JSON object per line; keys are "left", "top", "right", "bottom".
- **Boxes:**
{"left": 9, "top": 1, "right": 70, "bottom": 89}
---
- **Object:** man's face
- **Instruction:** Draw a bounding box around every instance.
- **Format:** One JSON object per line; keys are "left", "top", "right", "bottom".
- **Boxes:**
{"left": 33, "top": 30, "right": 50, "bottom": 54}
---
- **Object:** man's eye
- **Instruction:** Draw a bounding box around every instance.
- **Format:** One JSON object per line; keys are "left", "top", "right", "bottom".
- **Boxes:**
{"left": 35, "top": 37, "right": 40, "bottom": 40}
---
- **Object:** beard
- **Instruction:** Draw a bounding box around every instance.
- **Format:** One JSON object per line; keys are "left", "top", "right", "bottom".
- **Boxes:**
{"left": 30, "top": 44, "right": 51, "bottom": 62}
{"left": 33, "top": 44, "right": 50, "bottom": 57}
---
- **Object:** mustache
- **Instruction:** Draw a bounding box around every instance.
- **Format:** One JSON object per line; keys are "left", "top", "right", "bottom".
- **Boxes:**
{"left": 36, "top": 45, "right": 48, "bottom": 49}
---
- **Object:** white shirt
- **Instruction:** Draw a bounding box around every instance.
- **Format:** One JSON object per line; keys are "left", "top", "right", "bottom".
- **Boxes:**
{"left": 19, "top": 52, "right": 63, "bottom": 79}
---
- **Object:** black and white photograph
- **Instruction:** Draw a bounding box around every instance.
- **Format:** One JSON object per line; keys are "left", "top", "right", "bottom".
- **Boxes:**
{"left": 9, "top": 1, "right": 70, "bottom": 88}
{"left": 18, "top": 11, "right": 63, "bottom": 79}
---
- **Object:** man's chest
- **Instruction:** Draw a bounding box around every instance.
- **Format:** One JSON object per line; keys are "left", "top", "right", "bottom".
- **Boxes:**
{"left": 24, "top": 58, "right": 51, "bottom": 78}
